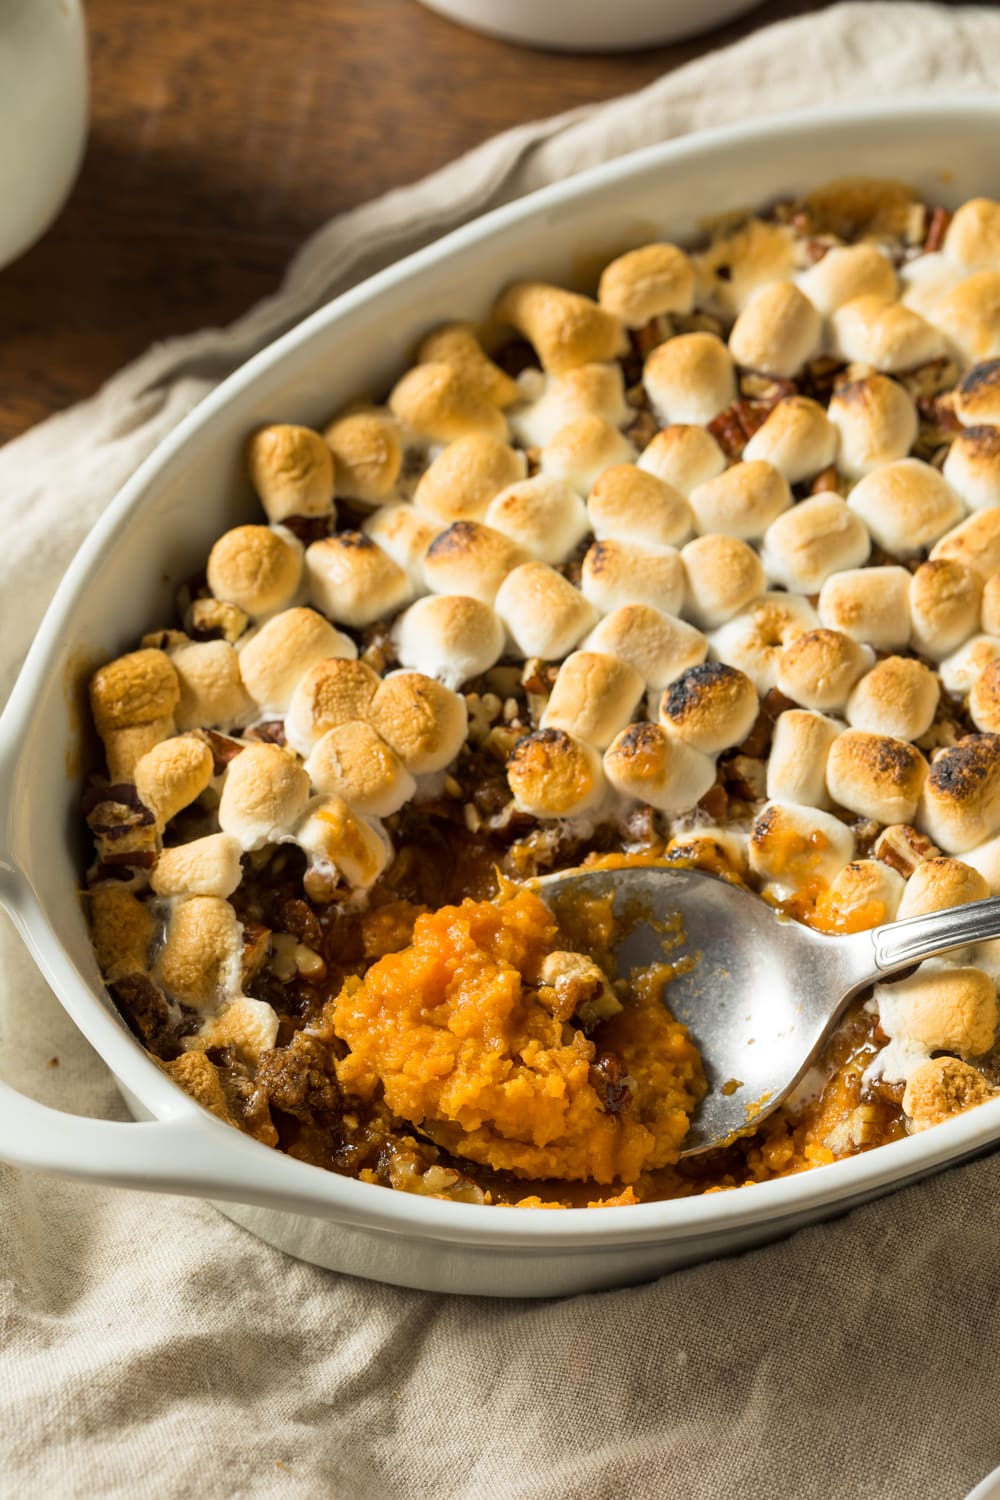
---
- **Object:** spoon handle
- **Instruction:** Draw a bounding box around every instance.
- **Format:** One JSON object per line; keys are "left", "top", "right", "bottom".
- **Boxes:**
{"left": 866, "top": 894, "right": 1000, "bottom": 978}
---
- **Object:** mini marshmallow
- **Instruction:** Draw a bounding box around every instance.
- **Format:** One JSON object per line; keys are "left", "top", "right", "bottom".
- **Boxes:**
{"left": 748, "top": 801, "right": 855, "bottom": 897}
{"left": 587, "top": 465, "right": 694, "bottom": 550}
{"left": 761, "top": 494, "right": 870, "bottom": 595}
{"left": 927, "top": 271, "right": 1000, "bottom": 366}
{"left": 709, "top": 592, "right": 819, "bottom": 695}
{"left": 938, "top": 635, "right": 1000, "bottom": 699}
{"left": 970, "top": 658, "right": 1000, "bottom": 734}
{"left": 766, "top": 709, "right": 840, "bottom": 808}
{"left": 830, "top": 295, "right": 945, "bottom": 372}
{"left": 818, "top": 566, "right": 913, "bottom": 652}
{"left": 88, "top": 885, "right": 154, "bottom": 983}
{"left": 943, "top": 198, "right": 1000, "bottom": 270}
{"left": 284, "top": 658, "right": 381, "bottom": 756}
{"left": 187, "top": 997, "right": 280, "bottom": 1065}
{"left": 741, "top": 396, "right": 839, "bottom": 484}
{"left": 728, "top": 282, "right": 822, "bottom": 379}
{"left": 413, "top": 436, "right": 527, "bottom": 524}
{"left": 90, "top": 649, "right": 179, "bottom": 737}
{"left": 368, "top": 671, "right": 468, "bottom": 775}
{"left": 899, "top": 251, "right": 964, "bottom": 320}
{"left": 680, "top": 534, "right": 766, "bottom": 630}
{"left": 689, "top": 460, "right": 792, "bottom": 542}
{"left": 238, "top": 608, "right": 356, "bottom": 714}
{"left": 643, "top": 333, "right": 736, "bottom": 427}
{"left": 584, "top": 604, "right": 707, "bottom": 690}
{"left": 826, "top": 729, "right": 928, "bottom": 824}
{"left": 909, "top": 560, "right": 982, "bottom": 661}
{"left": 392, "top": 594, "right": 504, "bottom": 689}
{"left": 917, "top": 735, "right": 1000, "bottom": 854}
{"left": 658, "top": 661, "right": 758, "bottom": 754}
{"left": 817, "top": 859, "right": 905, "bottom": 929}
{"left": 218, "top": 742, "right": 311, "bottom": 851}
{"left": 422, "top": 520, "right": 526, "bottom": 604}
{"left": 247, "top": 424, "right": 335, "bottom": 524}
{"left": 846, "top": 656, "right": 940, "bottom": 742}
{"left": 580, "top": 540, "right": 685, "bottom": 617}
{"left": 388, "top": 362, "right": 507, "bottom": 443}
{"left": 954, "top": 361, "right": 1000, "bottom": 428}
{"left": 307, "top": 532, "right": 413, "bottom": 628}
{"left": 984, "top": 575, "right": 1000, "bottom": 635}
{"left": 540, "top": 651, "right": 644, "bottom": 750}
{"left": 506, "top": 727, "right": 607, "bottom": 818}
{"left": 294, "top": 794, "right": 392, "bottom": 891}
{"left": 964, "top": 830, "right": 1000, "bottom": 891}
{"left": 775, "top": 629, "right": 873, "bottom": 714}
{"left": 943, "top": 424, "right": 1000, "bottom": 513}
{"left": 416, "top": 322, "right": 521, "bottom": 407}
{"left": 597, "top": 242, "right": 695, "bottom": 326}
{"left": 637, "top": 424, "right": 727, "bottom": 496}
{"left": 509, "top": 363, "right": 628, "bottom": 449}
{"left": 847, "top": 458, "right": 964, "bottom": 558}
{"left": 903, "top": 1055, "right": 995, "bottom": 1132}
{"left": 362, "top": 503, "right": 438, "bottom": 590}
{"left": 485, "top": 475, "right": 589, "bottom": 564}
{"left": 207, "top": 525, "right": 303, "bottom": 620}
{"left": 694, "top": 217, "right": 797, "bottom": 318}
{"left": 931, "top": 506, "right": 1000, "bottom": 582}
{"left": 495, "top": 563, "right": 597, "bottom": 661}
{"left": 323, "top": 408, "right": 402, "bottom": 505}
{"left": 897, "top": 856, "right": 989, "bottom": 919}
{"left": 169, "top": 641, "right": 252, "bottom": 732}
{"left": 104, "top": 721, "right": 176, "bottom": 785}
{"left": 873, "top": 961, "right": 998, "bottom": 1058}
{"left": 539, "top": 416, "right": 636, "bottom": 496}
{"left": 603, "top": 721, "right": 715, "bottom": 814}
{"left": 797, "top": 243, "right": 897, "bottom": 315}
{"left": 827, "top": 375, "right": 918, "bottom": 479}
{"left": 134, "top": 734, "right": 214, "bottom": 827}
{"left": 155, "top": 896, "right": 242, "bottom": 1010}
{"left": 494, "top": 282, "right": 628, "bottom": 374}
{"left": 305, "top": 721, "right": 416, "bottom": 817}
{"left": 151, "top": 833, "right": 244, "bottom": 899}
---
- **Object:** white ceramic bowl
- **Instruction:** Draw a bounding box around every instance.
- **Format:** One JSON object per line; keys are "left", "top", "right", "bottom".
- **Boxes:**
{"left": 4, "top": 99, "right": 1000, "bottom": 1299}
{"left": 416, "top": 0, "right": 761, "bottom": 51}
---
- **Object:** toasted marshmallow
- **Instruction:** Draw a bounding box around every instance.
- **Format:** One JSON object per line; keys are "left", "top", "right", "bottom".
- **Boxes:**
{"left": 392, "top": 593, "right": 504, "bottom": 688}
{"left": 643, "top": 333, "right": 736, "bottom": 426}
{"left": 90, "top": 649, "right": 179, "bottom": 736}
{"left": 826, "top": 730, "right": 928, "bottom": 824}
{"left": 306, "top": 531, "right": 413, "bottom": 627}
{"left": 284, "top": 658, "right": 381, "bottom": 756}
{"left": 506, "top": 727, "right": 607, "bottom": 818}
{"left": 587, "top": 465, "right": 693, "bottom": 550}
{"left": 873, "top": 961, "right": 998, "bottom": 1059}
{"left": 603, "top": 721, "right": 715, "bottom": 814}
{"left": 742, "top": 396, "right": 839, "bottom": 484}
{"left": 207, "top": 525, "right": 303, "bottom": 620}
{"left": 422, "top": 520, "right": 526, "bottom": 604}
{"left": 247, "top": 424, "right": 335, "bottom": 524}
{"left": 238, "top": 608, "right": 356, "bottom": 714}
{"left": 963, "top": 830, "right": 1000, "bottom": 891}
{"left": 847, "top": 458, "right": 964, "bottom": 558}
{"left": 846, "top": 656, "right": 939, "bottom": 742}
{"left": 943, "top": 198, "right": 1000, "bottom": 270}
{"left": 658, "top": 661, "right": 758, "bottom": 754}
{"left": 827, "top": 375, "right": 918, "bottom": 479}
{"left": 970, "top": 658, "right": 1000, "bottom": 734}
{"left": 897, "top": 856, "right": 990, "bottom": 919}
{"left": 495, "top": 563, "right": 596, "bottom": 661}
{"left": 413, "top": 436, "right": 527, "bottom": 524}
{"left": 368, "top": 671, "right": 467, "bottom": 775}
{"left": 540, "top": 651, "right": 644, "bottom": 750}
{"left": 362, "top": 503, "right": 438, "bottom": 590}
{"left": 304, "top": 722, "right": 416, "bottom": 816}
{"left": 495, "top": 282, "right": 627, "bottom": 374}
{"left": 151, "top": 833, "right": 244, "bottom": 900}
{"left": 831, "top": 295, "right": 945, "bottom": 372}
{"left": 134, "top": 734, "right": 214, "bottom": 826}
{"left": 984, "top": 575, "right": 1000, "bottom": 636}
{"left": 322, "top": 408, "right": 402, "bottom": 505}
{"left": 766, "top": 709, "right": 841, "bottom": 808}
{"left": 775, "top": 629, "right": 872, "bottom": 714}
{"left": 187, "top": 997, "right": 280, "bottom": 1065}
{"left": 580, "top": 540, "right": 685, "bottom": 617}
{"left": 797, "top": 243, "right": 897, "bottom": 315}
{"left": 680, "top": 534, "right": 765, "bottom": 630}
{"left": 899, "top": 251, "right": 964, "bottom": 320}
{"left": 748, "top": 802, "right": 855, "bottom": 897}
{"left": 294, "top": 795, "right": 391, "bottom": 891}
{"left": 694, "top": 218, "right": 796, "bottom": 317}
{"left": 104, "top": 720, "right": 176, "bottom": 785}
{"left": 218, "top": 743, "right": 311, "bottom": 851}
{"left": 917, "top": 735, "right": 1000, "bottom": 854}
{"left": 932, "top": 506, "right": 1000, "bottom": 582}
{"left": 903, "top": 1055, "right": 995, "bottom": 1131}
{"left": 636, "top": 424, "right": 727, "bottom": 496}
{"left": 88, "top": 885, "right": 154, "bottom": 983}
{"left": 818, "top": 565, "right": 913, "bottom": 651}
{"left": 928, "top": 272, "right": 1000, "bottom": 365}
{"left": 939, "top": 634, "right": 1000, "bottom": 698}
{"left": 909, "top": 560, "right": 982, "bottom": 661}
{"left": 943, "top": 425, "right": 1000, "bottom": 516}
{"left": 416, "top": 322, "right": 520, "bottom": 407}
{"left": 169, "top": 641, "right": 252, "bottom": 732}
{"left": 689, "top": 460, "right": 791, "bottom": 542}
{"left": 584, "top": 604, "right": 707, "bottom": 690}
{"left": 954, "top": 361, "right": 1000, "bottom": 428}
{"left": 709, "top": 593, "right": 819, "bottom": 695}
{"left": 729, "top": 282, "right": 822, "bottom": 379}
{"left": 388, "top": 362, "right": 507, "bottom": 443}
{"left": 761, "top": 494, "right": 870, "bottom": 595}
{"left": 156, "top": 896, "right": 242, "bottom": 1010}
{"left": 485, "top": 475, "right": 589, "bottom": 564}
{"left": 540, "top": 416, "right": 636, "bottom": 496}
{"left": 817, "top": 859, "right": 905, "bottom": 929}
{"left": 598, "top": 242, "right": 695, "bottom": 326}
{"left": 509, "top": 363, "right": 628, "bottom": 449}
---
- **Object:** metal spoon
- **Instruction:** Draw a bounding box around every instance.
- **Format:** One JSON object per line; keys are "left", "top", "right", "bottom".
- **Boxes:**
{"left": 537, "top": 863, "right": 1000, "bottom": 1157}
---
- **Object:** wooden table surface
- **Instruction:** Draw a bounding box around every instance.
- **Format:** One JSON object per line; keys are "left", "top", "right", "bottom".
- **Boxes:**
{"left": 0, "top": 0, "right": 948, "bottom": 440}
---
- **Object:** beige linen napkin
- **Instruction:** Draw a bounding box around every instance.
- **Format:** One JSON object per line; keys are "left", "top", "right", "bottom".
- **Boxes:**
{"left": 3, "top": 5, "right": 1000, "bottom": 1496}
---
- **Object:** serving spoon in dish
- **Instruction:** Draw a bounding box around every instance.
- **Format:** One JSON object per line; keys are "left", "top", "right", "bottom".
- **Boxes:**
{"left": 537, "top": 864, "right": 1000, "bottom": 1157}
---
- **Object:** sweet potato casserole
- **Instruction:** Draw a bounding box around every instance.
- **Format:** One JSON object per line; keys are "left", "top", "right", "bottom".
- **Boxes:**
{"left": 83, "top": 179, "right": 1000, "bottom": 1207}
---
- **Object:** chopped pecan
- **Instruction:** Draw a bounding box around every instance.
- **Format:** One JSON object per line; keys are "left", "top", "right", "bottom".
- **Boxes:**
{"left": 874, "top": 823, "right": 939, "bottom": 877}
{"left": 589, "top": 1054, "right": 637, "bottom": 1115}
{"left": 924, "top": 205, "right": 952, "bottom": 254}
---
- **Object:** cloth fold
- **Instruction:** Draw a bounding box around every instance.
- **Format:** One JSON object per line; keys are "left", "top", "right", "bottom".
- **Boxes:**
{"left": 3, "top": 5, "right": 1000, "bottom": 1496}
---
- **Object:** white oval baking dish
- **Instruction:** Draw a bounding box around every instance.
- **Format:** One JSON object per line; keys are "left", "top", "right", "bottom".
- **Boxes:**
{"left": 3, "top": 99, "right": 1000, "bottom": 1300}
